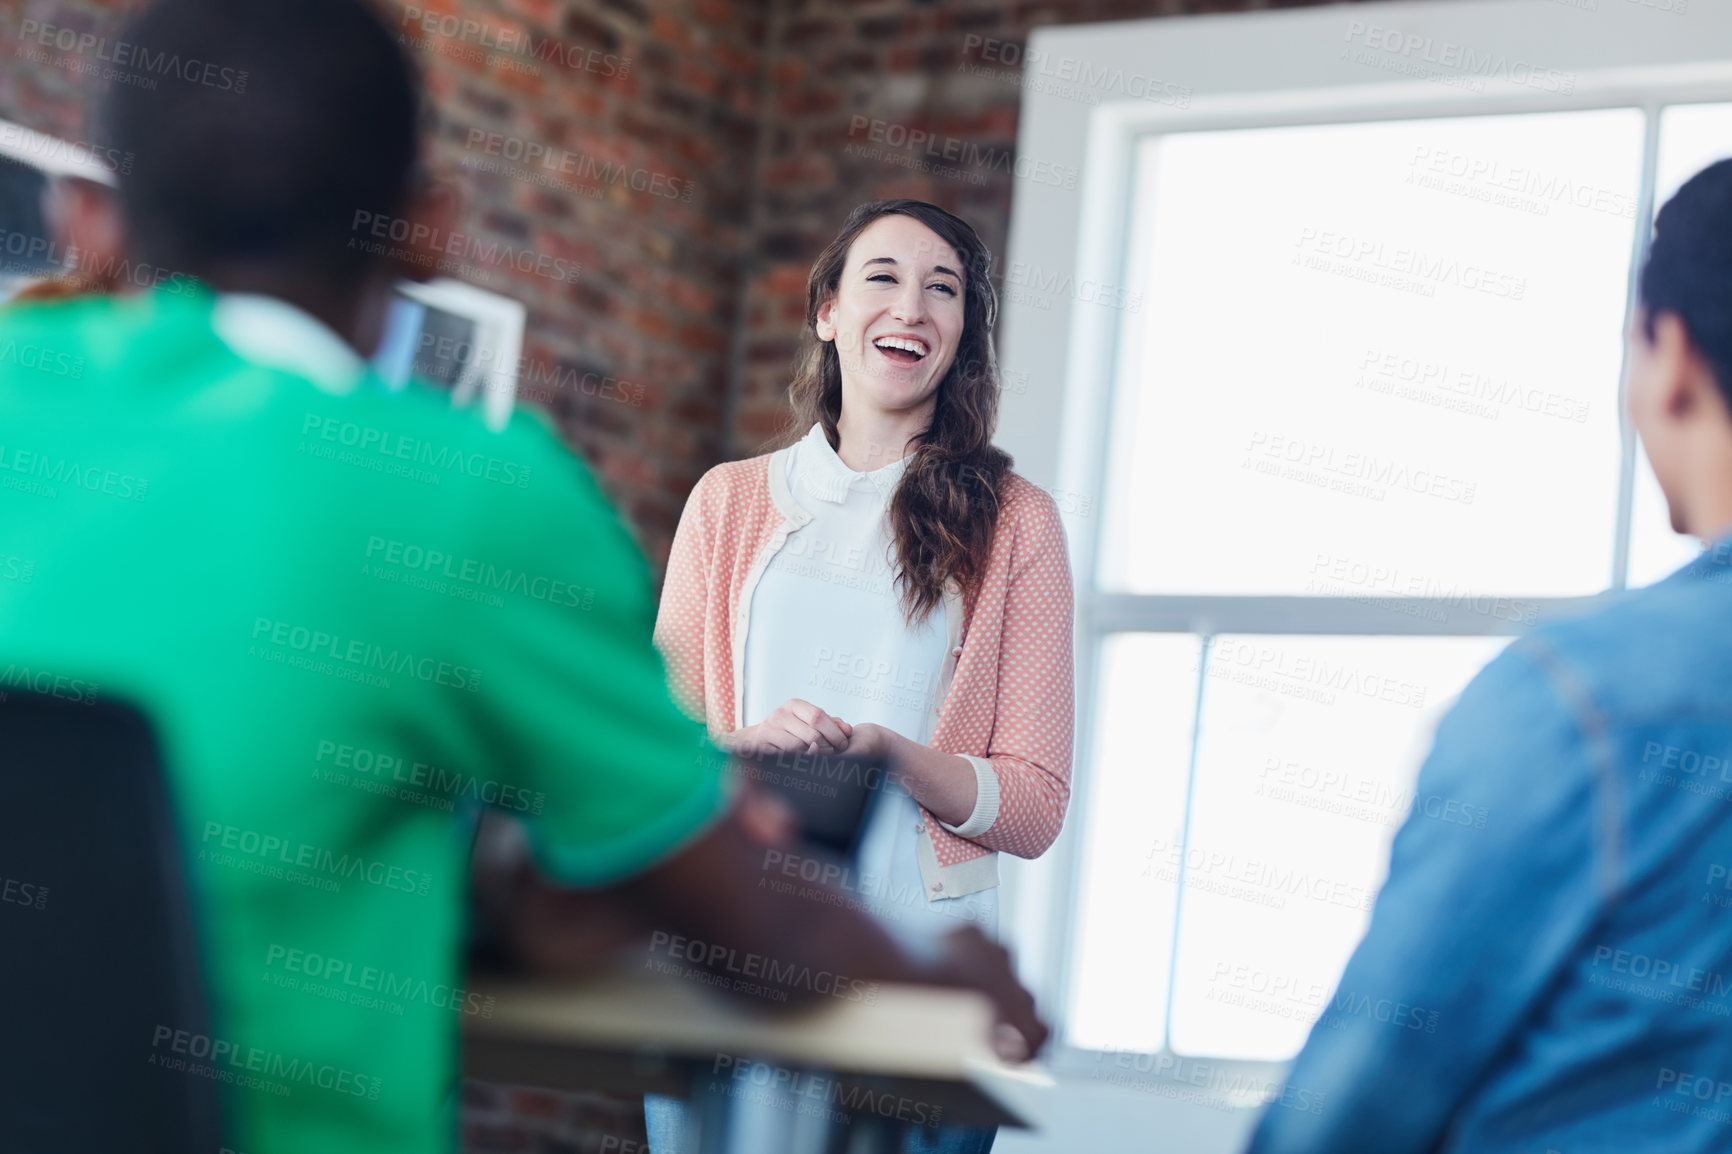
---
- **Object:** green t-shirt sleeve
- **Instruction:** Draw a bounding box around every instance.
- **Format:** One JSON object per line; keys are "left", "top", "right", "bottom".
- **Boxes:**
{"left": 451, "top": 414, "right": 729, "bottom": 886}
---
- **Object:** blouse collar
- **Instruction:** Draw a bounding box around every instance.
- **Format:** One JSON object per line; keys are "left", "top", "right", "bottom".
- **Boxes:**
{"left": 795, "top": 422, "right": 911, "bottom": 504}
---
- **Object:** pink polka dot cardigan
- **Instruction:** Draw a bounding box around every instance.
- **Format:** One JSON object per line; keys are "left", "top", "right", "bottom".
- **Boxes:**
{"left": 653, "top": 446, "right": 1076, "bottom": 900}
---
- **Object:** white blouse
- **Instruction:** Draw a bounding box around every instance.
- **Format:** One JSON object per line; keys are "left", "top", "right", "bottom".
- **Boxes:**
{"left": 741, "top": 424, "right": 997, "bottom": 944}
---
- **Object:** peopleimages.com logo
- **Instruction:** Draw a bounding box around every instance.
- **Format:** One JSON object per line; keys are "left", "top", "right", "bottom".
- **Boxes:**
{"left": 845, "top": 116, "right": 1079, "bottom": 190}
{"left": 149, "top": 1025, "right": 381, "bottom": 1099}
{"left": 198, "top": 820, "right": 434, "bottom": 897}
{"left": 348, "top": 211, "right": 581, "bottom": 286}
{"left": 397, "top": 7, "right": 629, "bottom": 78}
{"left": 1341, "top": 19, "right": 1574, "bottom": 95}
{"left": 17, "top": 20, "right": 249, "bottom": 91}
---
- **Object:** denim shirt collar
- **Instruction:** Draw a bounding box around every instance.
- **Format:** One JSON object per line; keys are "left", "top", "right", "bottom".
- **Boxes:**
{"left": 1671, "top": 531, "right": 1732, "bottom": 583}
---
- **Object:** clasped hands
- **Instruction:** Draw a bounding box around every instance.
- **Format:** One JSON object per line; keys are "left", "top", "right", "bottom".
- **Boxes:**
{"left": 722, "top": 699, "right": 978, "bottom": 833}
{"left": 720, "top": 697, "right": 898, "bottom": 764}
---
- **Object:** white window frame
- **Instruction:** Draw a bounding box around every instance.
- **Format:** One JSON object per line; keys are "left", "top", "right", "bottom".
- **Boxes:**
{"left": 994, "top": 0, "right": 1732, "bottom": 1084}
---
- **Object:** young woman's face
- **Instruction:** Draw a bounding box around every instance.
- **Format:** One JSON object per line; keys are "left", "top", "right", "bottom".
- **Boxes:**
{"left": 815, "top": 214, "right": 967, "bottom": 423}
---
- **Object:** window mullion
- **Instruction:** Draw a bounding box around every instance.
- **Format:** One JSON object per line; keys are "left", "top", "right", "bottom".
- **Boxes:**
{"left": 1161, "top": 631, "right": 1213, "bottom": 1054}
{"left": 1613, "top": 101, "right": 1665, "bottom": 592}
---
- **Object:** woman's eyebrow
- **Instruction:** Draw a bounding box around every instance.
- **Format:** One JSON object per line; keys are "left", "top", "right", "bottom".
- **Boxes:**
{"left": 861, "top": 255, "right": 961, "bottom": 282}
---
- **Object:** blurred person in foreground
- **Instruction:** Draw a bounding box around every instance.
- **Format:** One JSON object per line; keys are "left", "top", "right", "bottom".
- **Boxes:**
{"left": 1247, "top": 159, "right": 1732, "bottom": 1153}
{"left": 0, "top": 2, "right": 1044, "bottom": 1154}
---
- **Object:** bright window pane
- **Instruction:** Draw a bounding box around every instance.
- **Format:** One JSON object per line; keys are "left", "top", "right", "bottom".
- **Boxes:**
{"left": 1099, "top": 111, "right": 1641, "bottom": 597}
{"left": 1167, "top": 635, "right": 1508, "bottom": 1061}
{"left": 1627, "top": 103, "right": 1732, "bottom": 587}
{"left": 1066, "top": 634, "right": 1200, "bottom": 1051}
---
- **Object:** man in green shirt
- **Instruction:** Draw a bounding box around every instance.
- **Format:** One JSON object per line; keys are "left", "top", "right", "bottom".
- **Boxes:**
{"left": 0, "top": 2, "right": 1044, "bottom": 1152}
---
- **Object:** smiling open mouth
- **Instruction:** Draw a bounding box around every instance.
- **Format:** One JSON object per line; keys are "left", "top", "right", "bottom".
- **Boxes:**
{"left": 872, "top": 335, "right": 929, "bottom": 365}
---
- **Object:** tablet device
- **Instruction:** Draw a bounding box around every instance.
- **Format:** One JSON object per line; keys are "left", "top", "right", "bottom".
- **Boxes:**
{"left": 734, "top": 748, "right": 887, "bottom": 858}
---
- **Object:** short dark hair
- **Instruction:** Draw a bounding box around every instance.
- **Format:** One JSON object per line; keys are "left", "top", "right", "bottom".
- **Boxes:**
{"left": 1641, "top": 158, "right": 1732, "bottom": 403}
{"left": 102, "top": 0, "right": 421, "bottom": 280}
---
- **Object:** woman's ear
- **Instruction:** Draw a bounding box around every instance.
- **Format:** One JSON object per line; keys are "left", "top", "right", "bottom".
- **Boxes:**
{"left": 814, "top": 296, "right": 838, "bottom": 343}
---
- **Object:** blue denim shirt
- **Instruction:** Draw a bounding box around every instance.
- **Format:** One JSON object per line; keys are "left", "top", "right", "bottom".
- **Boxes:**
{"left": 1247, "top": 538, "right": 1732, "bottom": 1154}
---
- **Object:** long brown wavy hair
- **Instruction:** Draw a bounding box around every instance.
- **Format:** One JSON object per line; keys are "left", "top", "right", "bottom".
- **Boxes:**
{"left": 780, "top": 199, "right": 1012, "bottom": 625}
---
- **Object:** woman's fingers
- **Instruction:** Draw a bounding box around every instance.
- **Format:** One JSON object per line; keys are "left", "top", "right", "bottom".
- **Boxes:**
{"left": 738, "top": 717, "right": 826, "bottom": 756}
{"left": 755, "top": 726, "right": 808, "bottom": 754}
{"left": 777, "top": 719, "right": 827, "bottom": 750}
{"left": 782, "top": 698, "right": 822, "bottom": 720}
{"left": 807, "top": 712, "right": 850, "bottom": 750}
{"left": 773, "top": 699, "right": 845, "bottom": 751}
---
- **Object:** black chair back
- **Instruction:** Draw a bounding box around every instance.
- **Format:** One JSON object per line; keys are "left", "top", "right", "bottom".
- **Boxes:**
{"left": 0, "top": 690, "right": 224, "bottom": 1153}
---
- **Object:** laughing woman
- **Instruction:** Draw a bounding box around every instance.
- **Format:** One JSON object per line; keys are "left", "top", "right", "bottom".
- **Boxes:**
{"left": 650, "top": 199, "right": 1075, "bottom": 1154}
